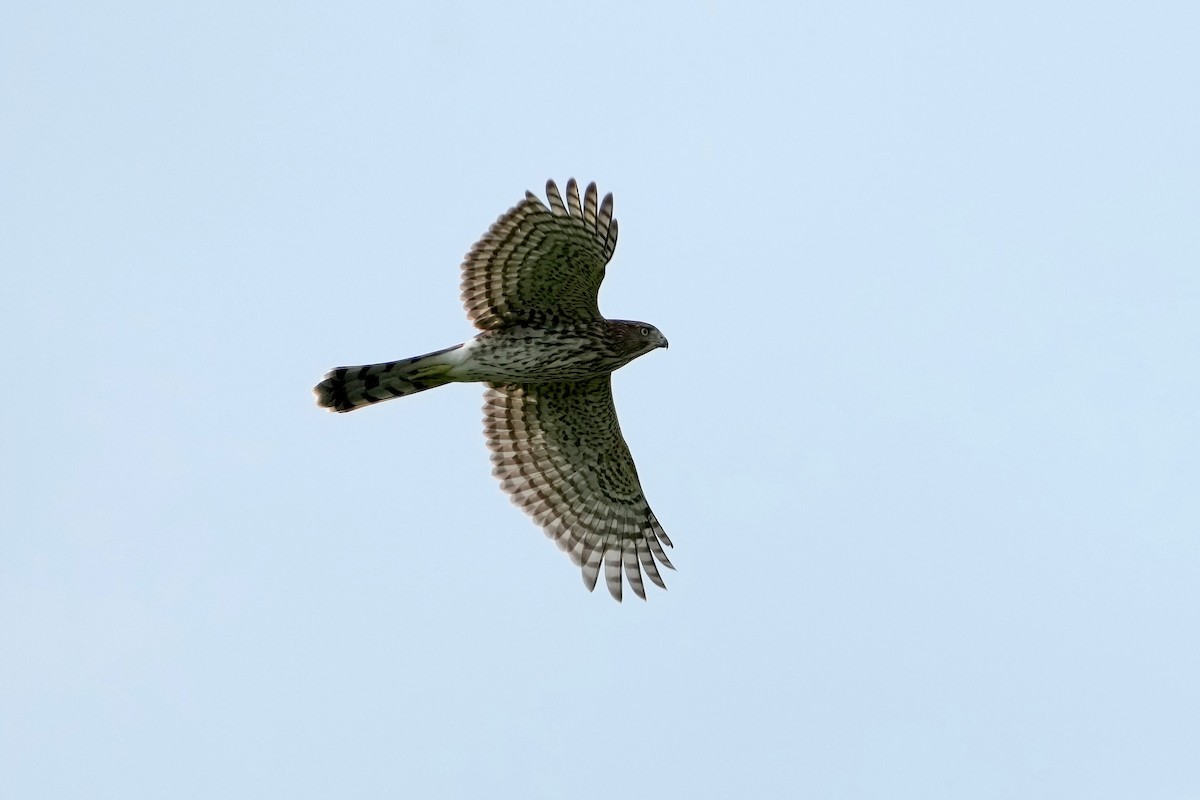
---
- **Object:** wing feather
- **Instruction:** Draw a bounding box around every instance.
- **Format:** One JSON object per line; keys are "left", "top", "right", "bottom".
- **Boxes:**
{"left": 460, "top": 179, "right": 619, "bottom": 329}
{"left": 483, "top": 377, "right": 673, "bottom": 601}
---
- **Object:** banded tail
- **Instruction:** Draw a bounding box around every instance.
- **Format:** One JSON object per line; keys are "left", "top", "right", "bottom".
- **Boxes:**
{"left": 314, "top": 343, "right": 464, "bottom": 412}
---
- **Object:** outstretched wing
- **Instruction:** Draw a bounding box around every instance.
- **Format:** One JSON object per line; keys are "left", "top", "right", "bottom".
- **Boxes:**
{"left": 461, "top": 179, "right": 618, "bottom": 330}
{"left": 483, "top": 377, "right": 673, "bottom": 601}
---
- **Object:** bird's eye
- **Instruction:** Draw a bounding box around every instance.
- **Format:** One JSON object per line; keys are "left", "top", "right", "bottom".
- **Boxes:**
{"left": 639, "top": 327, "right": 650, "bottom": 336}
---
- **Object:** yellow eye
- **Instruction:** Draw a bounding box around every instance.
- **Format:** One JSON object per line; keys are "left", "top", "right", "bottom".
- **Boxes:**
{"left": 640, "top": 327, "right": 650, "bottom": 336}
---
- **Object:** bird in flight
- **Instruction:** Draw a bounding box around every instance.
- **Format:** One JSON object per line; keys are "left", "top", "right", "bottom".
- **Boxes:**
{"left": 314, "top": 179, "right": 673, "bottom": 601}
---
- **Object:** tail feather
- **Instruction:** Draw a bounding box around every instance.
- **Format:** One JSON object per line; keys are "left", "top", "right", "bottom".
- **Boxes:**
{"left": 314, "top": 343, "right": 464, "bottom": 412}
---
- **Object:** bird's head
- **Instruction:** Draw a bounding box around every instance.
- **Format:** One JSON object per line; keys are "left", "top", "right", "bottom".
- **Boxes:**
{"left": 608, "top": 320, "right": 669, "bottom": 358}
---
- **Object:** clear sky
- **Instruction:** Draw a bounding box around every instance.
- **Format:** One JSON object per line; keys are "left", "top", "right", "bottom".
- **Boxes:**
{"left": 3, "top": 1, "right": 1198, "bottom": 797}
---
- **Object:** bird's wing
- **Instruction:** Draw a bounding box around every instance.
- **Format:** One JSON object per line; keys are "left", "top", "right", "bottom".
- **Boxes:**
{"left": 483, "top": 377, "right": 673, "bottom": 601}
{"left": 461, "top": 179, "right": 618, "bottom": 330}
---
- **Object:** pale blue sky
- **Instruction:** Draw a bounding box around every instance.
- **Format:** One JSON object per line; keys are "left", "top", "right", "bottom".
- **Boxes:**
{"left": 3, "top": 1, "right": 1198, "bottom": 797}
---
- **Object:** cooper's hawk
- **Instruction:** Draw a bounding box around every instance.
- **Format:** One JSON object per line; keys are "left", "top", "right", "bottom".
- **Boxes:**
{"left": 314, "top": 179, "right": 673, "bottom": 601}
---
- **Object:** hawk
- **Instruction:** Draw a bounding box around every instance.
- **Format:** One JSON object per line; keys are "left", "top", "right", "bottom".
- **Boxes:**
{"left": 314, "top": 179, "right": 673, "bottom": 601}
